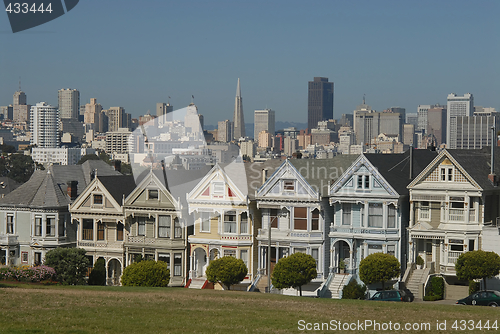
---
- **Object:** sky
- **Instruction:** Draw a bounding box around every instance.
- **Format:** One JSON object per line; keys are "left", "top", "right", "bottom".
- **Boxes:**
{"left": 0, "top": 0, "right": 499, "bottom": 126}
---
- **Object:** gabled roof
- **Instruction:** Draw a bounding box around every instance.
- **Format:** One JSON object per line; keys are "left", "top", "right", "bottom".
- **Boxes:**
{"left": 408, "top": 147, "right": 500, "bottom": 191}
{"left": 364, "top": 149, "right": 437, "bottom": 195}
{"left": 0, "top": 177, "right": 21, "bottom": 196}
{"left": 97, "top": 175, "right": 136, "bottom": 204}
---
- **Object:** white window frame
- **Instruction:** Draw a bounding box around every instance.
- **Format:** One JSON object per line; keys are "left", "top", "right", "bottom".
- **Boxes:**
{"left": 223, "top": 211, "right": 237, "bottom": 234}
{"left": 283, "top": 179, "right": 295, "bottom": 192}
{"left": 148, "top": 189, "right": 159, "bottom": 201}
{"left": 6, "top": 214, "right": 14, "bottom": 234}
{"left": 200, "top": 212, "right": 211, "bottom": 232}
{"left": 342, "top": 203, "right": 351, "bottom": 226}
{"left": 213, "top": 182, "right": 225, "bottom": 196}
{"left": 158, "top": 215, "right": 171, "bottom": 238}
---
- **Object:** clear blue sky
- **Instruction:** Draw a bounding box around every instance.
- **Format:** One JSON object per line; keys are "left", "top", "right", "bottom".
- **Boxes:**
{"left": 1, "top": 0, "right": 499, "bottom": 126}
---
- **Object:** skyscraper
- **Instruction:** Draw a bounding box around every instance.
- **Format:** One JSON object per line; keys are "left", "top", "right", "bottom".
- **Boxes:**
{"left": 12, "top": 89, "right": 30, "bottom": 123}
{"left": 218, "top": 120, "right": 233, "bottom": 143}
{"left": 233, "top": 78, "right": 245, "bottom": 139}
{"left": 307, "top": 77, "right": 333, "bottom": 130}
{"left": 447, "top": 93, "right": 474, "bottom": 147}
{"left": 30, "top": 102, "right": 59, "bottom": 148}
{"left": 254, "top": 109, "right": 275, "bottom": 142}
{"left": 13, "top": 91, "right": 26, "bottom": 105}
{"left": 58, "top": 88, "right": 80, "bottom": 120}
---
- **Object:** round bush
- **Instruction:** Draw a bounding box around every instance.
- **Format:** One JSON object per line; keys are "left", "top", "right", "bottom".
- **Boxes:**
{"left": 121, "top": 260, "right": 170, "bottom": 287}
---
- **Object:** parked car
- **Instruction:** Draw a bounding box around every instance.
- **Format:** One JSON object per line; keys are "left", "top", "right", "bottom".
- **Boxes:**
{"left": 456, "top": 290, "right": 500, "bottom": 307}
{"left": 369, "top": 290, "right": 413, "bottom": 302}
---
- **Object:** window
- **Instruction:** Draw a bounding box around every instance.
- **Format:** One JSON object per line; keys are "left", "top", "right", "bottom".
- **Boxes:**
{"left": 419, "top": 201, "right": 430, "bottom": 220}
{"left": 174, "top": 218, "right": 182, "bottom": 238}
{"left": 117, "top": 223, "right": 124, "bottom": 241}
{"left": 240, "top": 250, "right": 248, "bottom": 269}
{"left": 158, "top": 254, "right": 170, "bottom": 269}
{"left": 387, "top": 245, "right": 395, "bottom": 256}
{"left": 224, "top": 212, "right": 237, "bottom": 233}
{"left": 387, "top": 205, "right": 396, "bottom": 228}
{"left": 138, "top": 217, "right": 146, "bottom": 236}
{"left": 283, "top": 180, "right": 295, "bottom": 191}
{"left": 200, "top": 212, "right": 210, "bottom": 232}
{"left": 58, "top": 215, "right": 65, "bottom": 237}
{"left": 270, "top": 209, "right": 279, "bottom": 228}
{"left": 240, "top": 212, "right": 248, "bottom": 234}
{"left": 294, "top": 207, "right": 307, "bottom": 230}
{"left": 440, "top": 167, "right": 453, "bottom": 181}
{"left": 6, "top": 214, "right": 14, "bottom": 234}
{"left": 368, "top": 244, "right": 382, "bottom": 255}
{"left": 83, "top": 219, "right": 93, "bottom": 240}
{"left": 342, "top": 203, "right": 351, "bottom": 225}
{"left": 148, "top": 189, "right": 158, "bottom": 200}
{"left": 46, "top": 216, "right": 55, "bottom": 236}
{"left": 368, "top": 203, "right": 383, "bottom": 228}
{"left": 357, "top": 175, "right": 363, "bottom": 188}
{"left": 93, "top": 194, "right": 103, "bottom": 205}
{"left": 158, "top": 215, "right": 171, "bottom": 238}
{"left": 364, "top": 175, "right": 370, "bottom": 188}
{"left": 311, "top": 248, "right": 319, "bottom": 270}
{"left": 213, "top": 182, "right": 224, "bottom": 196}
{"left": 449, "top": 239, "right": 464, "bottom": 252}
{"left": 311, "top": 209, "right": 320, "bottom": 230}
{"left": 224, "top": 249, "right": 236, "bottom": 257}
{"left": 294, "top": 248, "right": 306, "bottom": 254}
{"left": 21, "top": 251, "right": 28, "bottom": 263}
{"left": 469, "top": 239, "right": 475, "bottom": 251}
{"left": 35, "top": 216, "right": 42, "bottom": 236}
{"left": 97, "top": 222, "right": 105, "bottom": 240}
{"left": 357, "top": 175, "right": 370, "bottom": 190}
{"left": 34, "top": 252, "right": 42, "bottom": 266}
{"left": 174, "top": 253, "right": 182, "bottom": 276}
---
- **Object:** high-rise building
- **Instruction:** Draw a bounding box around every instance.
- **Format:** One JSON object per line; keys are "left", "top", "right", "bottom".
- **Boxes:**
{"left": 184, "top": 103, "right": 202, "bottom": 135}
{"left": 12, "top": 90, "right": 30, "bottom": 123}
{"left": 340, "top": 114, "right": 353, "bottom": 127}
{"left": 403, "top": 124, "right": 416, "bottom": 146}
{"left": 451, "top": 115, "right": 499, "bottom": 149}
{"left": 218, "top": 120, "right": 233, "bottom": 143}
{"left": 58, "top": 88, "right": 80, "bottom": 120}
{"left": 308, "top": 77, "right": 333, "bottom": 130}
{"left": 233, "top": 78, "right": 245, "bottom": 139}
{"left": 426, "top": 106, "right": 447, "bottom": 147}
{"left": 417, "top": 105, "right": 431, "bottom": 132}
{"left": 84, "top": 98, "right": 103, "bottom": 130}
{"left": 447, "top": 93, "right": 474, "bottom": 147}
{"left": 13, "top": 91, "right": 26, "bottom": 106}
{"left": 30, "top": 102, "right": 59, "bottom": 148}
{"left": 254, "top": 109, "right": 275, "bottom": 142}
{"left": 406, "top": 113, "right": 418, "bottom": 128}
{"left": 105, "top": 107, "right": 128, "bottom": 132}
{"left": 355, "top": 111, "right": 403, "bottom": 145}
{"left": 156, "top": 102, "right": 173, "bottom": 119}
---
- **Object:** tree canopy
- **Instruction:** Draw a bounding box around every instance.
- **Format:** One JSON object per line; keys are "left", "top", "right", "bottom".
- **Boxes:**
{"left": 206, "top": 256, "right": 247, "bottom": 290}
{"left": 271, "top": 252, "right": 317, "bottom": 296}
{"left": 359, "top": 253, "right": 400, "bottom": 290}
{"left": 0, "top": 153, "right": 43, "bottom": 183}
{"left": 455, "top": 250, "right": 500, "bottom": 290}
{"left": 44, "top": 248, "right": 89, "bottom": 285}
{"left": 77, "top": 154, "right": 99, "bottom": 165}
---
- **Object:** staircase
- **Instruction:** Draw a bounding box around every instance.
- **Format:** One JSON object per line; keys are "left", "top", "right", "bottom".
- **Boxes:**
{"left": 188, "top": 277, "right": 207, "bottom": 289}
{"left": 255, "top": 275, "right": 269, "bottom": 293}
{"left": 406, "top": 268, "right": 428, "bottom": 299}
{"left": 329, "top": 274, "right": 352, "bottom": 299}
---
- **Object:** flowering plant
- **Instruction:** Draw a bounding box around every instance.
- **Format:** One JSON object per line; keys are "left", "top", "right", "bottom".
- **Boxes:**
{"left": 0, "top": 265, "right": 56, "bottom": 282}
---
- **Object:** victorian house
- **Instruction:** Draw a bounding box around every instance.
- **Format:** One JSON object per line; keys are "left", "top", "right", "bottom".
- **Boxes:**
{"left": 328, "top": 150, "right": 436, "bottom": 297}
{"left": 406, "top": 147, "right": 500, "bottom": 298}
{"left": 255, "top": 157, "right": 356, "bottom": 296}
{"left": 69, "top": 175, "right": 136, "bottom": 285}
{"left": 0, "top": 161, "right": 120, "bottom": 266}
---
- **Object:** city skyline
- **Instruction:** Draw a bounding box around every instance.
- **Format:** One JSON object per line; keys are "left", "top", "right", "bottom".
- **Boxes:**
{"left": 0, "top": 1, "right": 499, "bottom": 126}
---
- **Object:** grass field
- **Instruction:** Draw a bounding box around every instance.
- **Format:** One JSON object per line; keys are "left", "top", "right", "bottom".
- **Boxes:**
{"left": 0, "top": 282, "right": 498, "bottom": 333}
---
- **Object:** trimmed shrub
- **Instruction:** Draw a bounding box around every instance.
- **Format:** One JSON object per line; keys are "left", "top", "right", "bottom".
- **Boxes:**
{"left": 469, "top": 280, "right": 481, "bottom": 295}
{"left": 88, "top": 258, "right": 106, "bottom": 286}
{"left": 44, "top": 248, "right": 89, "bottom": 285}
{"left": 121, "top": 260, "right": 170, "bottom": 287}
{"left": 206, "top": 256, "right": 247, "bottom": 290}
{"left": 359, "top": 253, "right": 400, "bottom": 290}
{"left": 424, "top": 276, "right": 444, "bottom": 300}
{"left": 416, "top": 255, "right": 424, "bottom": 266}
{"left": 271, "top": 253, "right": 317, "bottom": 296}
{"left": 342, "top": 279, "right": 366, "bottom": 299}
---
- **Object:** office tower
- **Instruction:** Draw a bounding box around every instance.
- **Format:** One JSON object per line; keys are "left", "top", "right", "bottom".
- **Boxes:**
{"left": 13, "top": 91, "right": 26, "bottom": 105}
{"left": 417, "top": 105, "right": 431, "bottom": 132}
{"left": 184, "top": 103, "right": 202, "bottom": 135}
{"left": 474, "top": 106, "right": 498, "bottom": 116}
{"left": 105, "top": 128, "right": 131, "bottom": 154}
{"left": 447, "top": 93, "right": 474, "bottom": 147}
{"left": 340, "top": 114, "right": 353, "bottom": 127}
{"left": 258, "top": 131, "right": 272, "bottom": 149}
{"left": 284, "top": 136, "right": 298, "bottom": 157}
{"left": 308, "top": 77, "right": 334, "bottom": 130}
{"left": 1, "top": 105, "right": 13, "bottom": 120}
{"left": 218, "top": 120, "right": 233, "bottom": 143}
{"left": 58, "top": 88, "right": 80, "bottom": 120}
{"left": 355, "top": 111, "right": 402, "bottom": 145}
{"left": 233, "top": 78, "right": 245, "bottom": 139}
{"left": 84, "top": 98, "right": 103, "bottom": 127}
{"left": 156, "top": 102, "right": 173, "bottom": 118}
{"left": 385, "top": 107, "right": 406, "bottom": 123}
{"left": 406, "top": 113, "right": 418, "bottom": 128}
{"left": 426, "top": 106, "right": 447, "bottom": 146}
{"left": 254, "top": 109, "right": 275, "bottom": 142}
{"left": 403, "top": 124, "right": 416, "bottom": 146}
{"left": 451, "top": 116, "right": 499, "bottom": 149}
{"left": 105, "top": 107, "right": 127, "bottom": 132}
{"left": 30, "top": 102, "right": 59, "bottom": 148}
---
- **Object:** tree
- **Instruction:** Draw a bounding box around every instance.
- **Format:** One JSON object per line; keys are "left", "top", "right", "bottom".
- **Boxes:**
{"left": 44, "top": 248, "right": 90, "bottom": 285}
{"left": 77, "top": 154, "right": 99, "bottom": 165}
{"left": 88, "top": 257, "right": 106, "bottom": 286}
{"left": 271, "top": 252, "right": 317, "bottom": 296}
{"left": 342, "top": 279, "right": 366, "bottom": 299}
{"left": 0, "top": 153, "right": 43, "bottom": 183}
{"left": 206, "top": 256, "right": 247, "bottom": 290}
{"left": 455, "top": 250, "right": 500, "bottom": 290}
{"left": 359, "top": 253, "right": 400, "bottom": 290}
{"left": 121, "top": 260, "right": 170, "bottom": 287}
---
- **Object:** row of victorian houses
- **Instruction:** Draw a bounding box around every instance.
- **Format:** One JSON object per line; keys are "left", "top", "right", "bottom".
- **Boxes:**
{"left": 1, "top": 147, "right": 500, "bottom": 299}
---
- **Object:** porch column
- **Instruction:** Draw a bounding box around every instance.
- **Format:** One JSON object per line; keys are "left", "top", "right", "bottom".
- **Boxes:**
{"left": 349, "top": 249, "right": 353, "bottom": 272}
{"left": 409, "top": 201, "right": 414, "bottom": 228}
{"left": 5, "top": 248, "right": 9, "bottom": 266}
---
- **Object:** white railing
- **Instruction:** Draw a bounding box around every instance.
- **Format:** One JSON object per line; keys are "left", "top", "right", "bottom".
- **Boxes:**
{"left": 448, "top": 251, "right": 462, "bottom": 264}
{"left": 127, "top": 236, "right": 157, "bottom": 244}
{"left": 449, "top": 209, "right": 464, "bottom": 222}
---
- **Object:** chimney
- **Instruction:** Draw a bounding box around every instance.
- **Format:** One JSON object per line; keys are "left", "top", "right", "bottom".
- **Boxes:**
{"left": 67, "top": 181, "right": 78, "bottom": 200}
{"left": 489, "top": 126, "right": 497, "bottom": 186}
{"left": 262, "top": 169, "right": 268, "bottom": 185}
{"left": 113, "top": 160, "right": 121, "bottom": 172}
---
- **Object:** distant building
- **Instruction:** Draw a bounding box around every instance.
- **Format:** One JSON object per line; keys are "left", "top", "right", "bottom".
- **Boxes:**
{"left": 105, "top": 128, "right": 131, "bottom": 155}
{"left": 240, "top": 140, "right": 256, "bottom": 159}
{"left": 340, "top": 114, "right": 353, "bottom": 127}
{"left": 105, "top": 107, "right": 129, "bottom": 132}
{"left": 447, "top": 93, "right": 474, "bottom": 146}
{"left": 58, "top": 88, "right": 80, "bottom": 120}
{"left": 258, "top": 131, "right": 273, "bottom": 149}
{"left": 451, "top": 115, "right": 499, "bottom": 149}
{"left": 355, "top": 110, "right": 402, "bottom": 146}
{"left": 32, "top": 147, "right": 96, "bottom": 165}
{"left": 308, "top": 77, "right": 333, "bottom": 130}
{"left": 30, "top": 102, "right": 59, "bottom": 148}
{"left": 427, "top": 106, "right": 447, "bottom": 147}
{"left": 1, "top": 105, "right": 13, "bottom": 120}
{"left": 233, "top": 78, "right": 245, "bottom": 139}
{"left": 13, "top": 89, "right": 30, "bottom": 123}
{"left": 403, "top": 124, "right": 416, "bottom": 146}
{"left": 254, "top": 109, "right": 275, "bottom": 142}
{"left": 406, "top": 113, "right": 418, "bottom": 128}
{"left": 84, "top": 98, "right": 103, "bottom": 130}
{"left": 217, "top": 120, "right": 233, "bottom": 143}
{"left": 284, "top": 136, "right": 298, "bottom": 157}
{"left": 13, "top": 91, "right": 26, "bottom": 106}
{"left": 156, "top": 102, "right": 173, "bottom": 118}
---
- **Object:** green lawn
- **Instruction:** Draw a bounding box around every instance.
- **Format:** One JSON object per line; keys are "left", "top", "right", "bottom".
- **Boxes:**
{"left": 0, "top": 282, "right": 497, "bottom": 333}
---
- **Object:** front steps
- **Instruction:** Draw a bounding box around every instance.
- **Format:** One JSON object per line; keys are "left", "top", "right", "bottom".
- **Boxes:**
{"left": 329, "top": 274, "right": 352, "bottom": 299}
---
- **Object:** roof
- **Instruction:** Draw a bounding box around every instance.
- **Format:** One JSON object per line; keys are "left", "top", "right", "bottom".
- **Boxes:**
{"left": 364, "top": 149, "right": 438, "bottom": 195}
{"left": 0, "top": 160, "right": 121, "bottom": 209}
{"left": 0, "top": 177, "right": 21, "bottom": 197}
{"left": 97, "top": 175, "right": 136, "bottom": 204}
